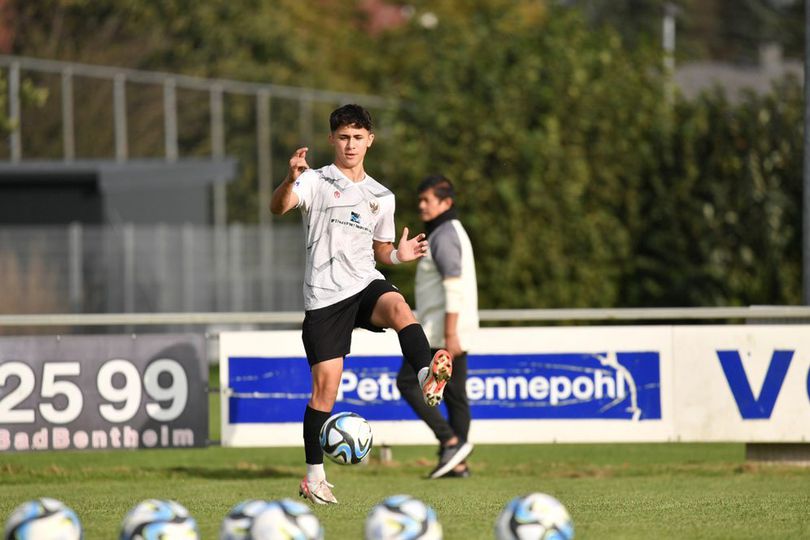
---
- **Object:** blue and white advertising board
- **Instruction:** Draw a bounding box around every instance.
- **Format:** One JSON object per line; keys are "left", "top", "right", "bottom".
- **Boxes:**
{"left": 219, "top": 327, "right": 675, "bottom": 446}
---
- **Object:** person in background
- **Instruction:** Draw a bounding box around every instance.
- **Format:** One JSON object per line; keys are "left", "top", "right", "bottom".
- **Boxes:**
{"left": 397, "top": 174, "right": 478, "bottom": 479}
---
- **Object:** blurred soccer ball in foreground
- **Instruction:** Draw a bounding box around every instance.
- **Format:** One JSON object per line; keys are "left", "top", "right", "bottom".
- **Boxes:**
{"left": 3, "top": 498, "right": 82, "bottom": 540}
{"left": 494, "top": 493, "right": 573, "bottom": 540}
{"left": 221, "top": 499, "right": 323, "bottom": 540}
{"left": 364, "top": 494, "right": 442, "bottom": 540}
{"left": 221, "top": 500, "right": 274, "bottom": 540}
{"left": 119, "top": 499, "right": 198, "bottom": 540}
{"left": 253, "top": 499, "right": 323, "bottom": 540}
{"left": 319, "top": 411, "right": 373, "bottom": 465}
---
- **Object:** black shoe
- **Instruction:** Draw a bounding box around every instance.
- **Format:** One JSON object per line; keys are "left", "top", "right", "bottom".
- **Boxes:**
{"left": 441, "top": 467, "right": 471, "bottom": 478}
{"left": 429, "top": 441, "right": 474, "bottom": 479}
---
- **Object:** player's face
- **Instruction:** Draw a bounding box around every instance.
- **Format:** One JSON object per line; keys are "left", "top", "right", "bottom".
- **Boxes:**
{"left": 418, "top": 188, "right": 453, "bottom": 222}
{"left": 329, "top": 125, "right": 374, "bottom": 170}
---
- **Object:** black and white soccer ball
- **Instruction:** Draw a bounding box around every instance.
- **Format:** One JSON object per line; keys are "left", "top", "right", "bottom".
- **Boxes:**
{"left": 220, "top": 499, "right": 323, "bottom": 540}
{"left": 221, "top": 500, "right": 275, "bottom": 540}
{"left": 119, "top": 499, "right": 198, "bottom": 540}
{"left": 364, "top": 494, "right": 442, "bottom": 540}
{"left": 250, "top": 499, "right": 323, "bottom": 540}
{"left": 3, "top": 497, "right": 82, "bottom": 540}
{"left": 494, "top": 493, "right": 574, "bottom": 540}
{"left": 319, "top": 411, "right": 373, "bottom": 465}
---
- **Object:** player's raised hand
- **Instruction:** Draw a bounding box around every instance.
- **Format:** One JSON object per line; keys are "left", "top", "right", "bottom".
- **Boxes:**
{"left": 395, "top": 226, "right": 428, "bottom": 262}
{"left": 287, "top": 147, "right": 309, "bottom": 183}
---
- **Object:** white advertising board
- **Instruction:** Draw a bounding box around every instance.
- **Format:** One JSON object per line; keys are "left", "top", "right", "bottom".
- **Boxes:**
{"left": 220, "top": 326, "right": 674, "bottom": 447}
{"left": 673, "top": 325, "right": 810, "bottom": 442}
{"left": 220, "top": 325, "right": 810, "bottom": 447}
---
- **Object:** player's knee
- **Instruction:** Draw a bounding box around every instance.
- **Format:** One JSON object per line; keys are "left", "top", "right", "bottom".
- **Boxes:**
{"left": 311, "top": 383, "right": 339, "bottom": 409}
{"left": 390, "top": 299, "right": 416, "bottom": 327}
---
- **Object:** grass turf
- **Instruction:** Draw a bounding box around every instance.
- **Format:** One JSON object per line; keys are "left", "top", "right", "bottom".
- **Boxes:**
{"left": 1, "top": 442, "right": 809, "bottom": 539}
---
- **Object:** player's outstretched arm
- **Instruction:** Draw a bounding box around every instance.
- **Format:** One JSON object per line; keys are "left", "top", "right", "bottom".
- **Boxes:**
{"left": 373, "top": 227, "right": 428, "bottom": 265}
{"left": 270, "top": 147, "right": 308, "bottom": 215}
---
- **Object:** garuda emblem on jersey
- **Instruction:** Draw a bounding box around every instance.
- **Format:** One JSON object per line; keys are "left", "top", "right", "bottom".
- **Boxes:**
{"left": 369, "top": 200, "right": 380, "bottom": 215}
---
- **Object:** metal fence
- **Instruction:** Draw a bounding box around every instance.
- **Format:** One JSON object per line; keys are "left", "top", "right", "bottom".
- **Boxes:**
{"left": 0, "top": 54, "right": 394, "bottom": 226}
{"left": 0, "top": 223, "right": 306, "bottom": 316}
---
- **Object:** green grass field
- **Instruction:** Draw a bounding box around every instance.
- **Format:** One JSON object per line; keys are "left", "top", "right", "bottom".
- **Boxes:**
{"left": 1, "top": 441, "right": 809, "bottom": 539}
{"left": 1, "top": 377, "right": 807, "bottom": 538}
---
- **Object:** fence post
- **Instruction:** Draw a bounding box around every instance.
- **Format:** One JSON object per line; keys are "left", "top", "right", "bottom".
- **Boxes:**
{"left": 210, "top": 85, "right": 227, "bottom": 228}
{"left": 228, "top": 224, "right": 244, "bottom": 311}
{"left": 123, "top": 224, "right": 135, "bottom": 312}
{"left": 9, "top": 61, "right": 20, "bottom": 162}
{"left": 114, "top": 73, "right": 128, "bottom": 162}
{"left": 164, "top": 78, "right": 179, "bottom": 162}
{"left": 68, "top": 222, "right": 83, "bottom": 313}
{"left": 299, "top": 94, "right": 313, "bottom": 162}
{"left": 257, "top": 89, "right": 272, "bottom": 227}
{"left": 156, "top": 224, "right": 170, "bottom": 312}
{"left": 257, "top": 89, "right": 275, "bottom": 309}
{"left": 182, "top": 223, "right": 195, "bottom": 312}
{"left": 61, "top": 67, "right": 75, "bottom": 161}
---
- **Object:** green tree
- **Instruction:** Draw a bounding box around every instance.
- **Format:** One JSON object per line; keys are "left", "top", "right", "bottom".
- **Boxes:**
{"left": 372, "top": 1, "right": 673, "bottom": 308}
{"left": 371, "top": 0, "right": 802, "bottom": 309}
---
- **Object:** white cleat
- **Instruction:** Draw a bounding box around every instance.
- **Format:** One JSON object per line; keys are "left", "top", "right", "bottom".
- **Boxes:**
{"left": 298, "top": 477, "right": 338, "bottom": 505}
{"left": 419, "top": 349, "right": 453, "bottom": 407}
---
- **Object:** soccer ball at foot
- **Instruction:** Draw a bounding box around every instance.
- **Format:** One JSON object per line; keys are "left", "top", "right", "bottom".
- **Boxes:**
{"left": 319, "top": 411, "right": 373, "bottom": 465}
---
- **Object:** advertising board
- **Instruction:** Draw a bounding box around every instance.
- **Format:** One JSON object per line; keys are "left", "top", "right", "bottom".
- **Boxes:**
{"left": 220, "top": 327, "right": 673, "bottom": 446}
{"left": 0, "top": 334, "right": 208, "bottom": 452}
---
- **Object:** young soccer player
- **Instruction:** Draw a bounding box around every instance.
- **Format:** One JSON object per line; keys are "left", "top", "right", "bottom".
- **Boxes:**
{"left": 270, "top": 104, "right": 453, "bottom": 505}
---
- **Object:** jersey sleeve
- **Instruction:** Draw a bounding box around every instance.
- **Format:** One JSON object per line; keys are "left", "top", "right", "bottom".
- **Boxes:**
{"left": 373, "top": 195, "right": 396, "bottom": 243}
{"left": 430, "top": 226, "right": 463, "bottom": 278}
{"left": 291, "top": 169, "right": 318, "bottom": 212}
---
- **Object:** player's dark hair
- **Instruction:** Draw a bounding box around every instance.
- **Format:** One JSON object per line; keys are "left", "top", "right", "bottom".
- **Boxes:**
{"left": 418, "top": 174, "right": 455, "bottom": 201}
{"left": 330, "top": 104, "right": 373, "bottom": 132}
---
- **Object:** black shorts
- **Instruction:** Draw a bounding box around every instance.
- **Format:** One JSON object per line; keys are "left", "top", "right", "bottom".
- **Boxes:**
{"left": 302, "top": 279, "right": 401, "bottom": 366}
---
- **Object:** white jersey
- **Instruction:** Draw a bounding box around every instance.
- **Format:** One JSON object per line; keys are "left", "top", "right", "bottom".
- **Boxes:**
{"left": 292, "top": 164, "right": 396, "bottom": 310}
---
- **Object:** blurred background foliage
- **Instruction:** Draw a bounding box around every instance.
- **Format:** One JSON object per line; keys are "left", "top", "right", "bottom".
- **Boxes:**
{"left": 5, "top": 0, "right": 805, "bottom": 308}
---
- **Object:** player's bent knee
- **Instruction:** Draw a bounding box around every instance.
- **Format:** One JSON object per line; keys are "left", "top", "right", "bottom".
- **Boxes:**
{"left": 390, "top": 299, "right": 416, "bottom": 326}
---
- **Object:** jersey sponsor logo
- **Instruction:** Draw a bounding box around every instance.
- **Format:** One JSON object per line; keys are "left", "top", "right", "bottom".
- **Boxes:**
{"left": 350, "top": 211, "right": 361, "bottom": 224}
{"left": 226, "top": 351, "right": 661, "bottom": 423}
{"left": 330, "top": 216, "right": 372, "bottom": 234}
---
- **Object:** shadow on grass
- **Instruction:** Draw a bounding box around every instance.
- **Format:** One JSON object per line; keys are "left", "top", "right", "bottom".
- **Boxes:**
{"left": 166, "top": 466, "right": 298, "bottom": 480}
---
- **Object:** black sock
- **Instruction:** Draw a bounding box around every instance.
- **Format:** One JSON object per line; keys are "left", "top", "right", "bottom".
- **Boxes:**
{"left": 303, "top": 405, "right": 331, "bottom": 464}
{"left": 398, "top": 323, "right": 431, "bottom": 374}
